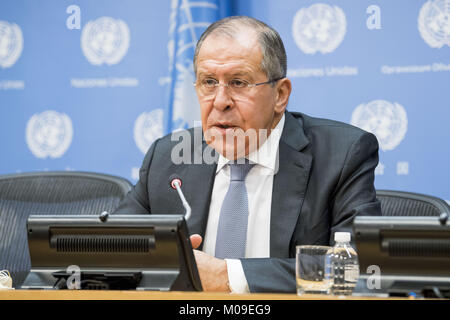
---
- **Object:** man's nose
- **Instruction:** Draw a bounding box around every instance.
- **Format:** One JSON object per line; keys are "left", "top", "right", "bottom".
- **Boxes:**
{"left": 213, "top": 85, "right": 233, "bottom": 111}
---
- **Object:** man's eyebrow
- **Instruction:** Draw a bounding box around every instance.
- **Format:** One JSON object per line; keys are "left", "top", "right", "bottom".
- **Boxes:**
{"left": 197, "top": 71, "right": 253, "bottom": 78}
{"left": 197, "top": 72, "right": 215, "bottom": 78}
{"left": 230, "top": 71, "right": 251, "bottom": 77}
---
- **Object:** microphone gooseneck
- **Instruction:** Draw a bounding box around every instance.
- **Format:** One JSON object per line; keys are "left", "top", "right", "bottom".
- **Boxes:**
{"left": 169, "top": 175, "right": 192, "bottom": 221}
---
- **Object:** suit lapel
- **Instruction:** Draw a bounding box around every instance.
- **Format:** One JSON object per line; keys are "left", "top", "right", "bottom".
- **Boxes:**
{"left": 270, "top": 112, "right": 312, "bottom": 258}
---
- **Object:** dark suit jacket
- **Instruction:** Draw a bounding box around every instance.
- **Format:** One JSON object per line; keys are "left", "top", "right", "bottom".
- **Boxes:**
{"left": 113, "top": 111, "right": 381, "bottom": 293}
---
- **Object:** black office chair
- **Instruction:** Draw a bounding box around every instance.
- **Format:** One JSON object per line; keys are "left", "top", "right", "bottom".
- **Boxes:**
{"left": 0, "top": 171, "right": 133, "bottom": 287}
{"left": 376, "top": 189, "right": 450, "bottom": 217}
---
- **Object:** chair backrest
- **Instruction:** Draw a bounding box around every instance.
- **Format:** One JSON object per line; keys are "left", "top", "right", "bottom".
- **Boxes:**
{"left": 0, "top": 171, "right": 133, "bottom": 287}
{"left": 376, "top": 189, "right": 450, "bottom": 217}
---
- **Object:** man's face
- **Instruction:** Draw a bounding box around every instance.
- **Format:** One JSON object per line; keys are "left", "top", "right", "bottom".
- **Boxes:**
{"left": 195, "top": 32, "right": 288, "bottom": 160}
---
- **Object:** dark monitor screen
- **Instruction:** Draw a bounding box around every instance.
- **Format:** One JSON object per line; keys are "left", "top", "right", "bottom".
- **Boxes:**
{"left": 21, "top": 214, "right": 202, "bottom": 291}
{"left": 353, "top": 216, "right": 450, "bottom": 297}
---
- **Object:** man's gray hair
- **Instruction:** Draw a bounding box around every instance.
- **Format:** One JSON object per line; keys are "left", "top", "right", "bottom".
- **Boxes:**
{"left": 193, "top": 16, "right": 287, "bottom": 81}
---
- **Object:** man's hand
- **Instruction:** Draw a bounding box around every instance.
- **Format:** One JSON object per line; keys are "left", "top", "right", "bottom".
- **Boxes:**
{"left": 190, "top": 234, "right": 230, "bottom": 292}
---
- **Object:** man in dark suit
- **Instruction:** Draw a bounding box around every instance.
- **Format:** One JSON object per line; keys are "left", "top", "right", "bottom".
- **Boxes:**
{"left": 114, "top": 16, "right": 381, "bottom": 293}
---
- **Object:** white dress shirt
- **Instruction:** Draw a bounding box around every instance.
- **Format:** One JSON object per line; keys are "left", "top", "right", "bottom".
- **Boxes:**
{"left": 202, "top": 114, "right": 285, "bottom": 293}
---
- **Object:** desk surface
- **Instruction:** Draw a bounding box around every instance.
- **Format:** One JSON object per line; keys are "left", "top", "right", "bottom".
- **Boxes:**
{"left": 0, "top": 289, "right": 407, "bottom": 300}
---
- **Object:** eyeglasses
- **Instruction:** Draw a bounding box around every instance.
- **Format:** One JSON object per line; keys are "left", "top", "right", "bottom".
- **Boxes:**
{"left": 193, "top": 77, "right": 284, "bottom": 99}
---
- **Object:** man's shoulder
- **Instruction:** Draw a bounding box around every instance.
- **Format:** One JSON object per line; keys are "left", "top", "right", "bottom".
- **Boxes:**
{"left": 143, "top": 126, "right": 208, "bottom": 166}
{"left": 152, "top": 127, "right": 199, "bottom": 149}
{"left": 289, "top": 111, "right": 372, "bottom": 140}
{"left": 290, "top": 111, "right": 361, "bottom": 132}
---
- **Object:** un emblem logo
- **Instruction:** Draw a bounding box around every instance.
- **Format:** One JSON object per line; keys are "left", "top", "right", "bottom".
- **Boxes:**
{"left": 81, "top": 17, "right": 130, "bottom": 65}
{"left": 292, "top": 3, "right": 346, "bottom": 54}
{"left": 134, "top": 109, "right": 164, "bottom": 154}
{"left": 351, "top": 100, "right": 408, "bottom": 152}
{"left": 0, "top": 20, "right": 23, "bottom": 68}
{"left": 26, "top": 111, "right": 73, "bottom": 159}
{"left": 418, "top": 0, "right": 450, "bottom": 48}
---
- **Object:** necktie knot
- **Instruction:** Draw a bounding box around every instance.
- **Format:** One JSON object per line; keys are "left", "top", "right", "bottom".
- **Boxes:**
{"left": 229, "top": 162, "right": 255, "bottom": 181}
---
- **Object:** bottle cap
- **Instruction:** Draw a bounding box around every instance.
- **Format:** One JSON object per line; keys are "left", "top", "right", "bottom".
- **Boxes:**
{"left": 334, "top": 232, "right": 351, "bottom": 242}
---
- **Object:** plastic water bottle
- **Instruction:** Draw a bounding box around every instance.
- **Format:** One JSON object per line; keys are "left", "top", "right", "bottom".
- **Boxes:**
{"left": 327, "top": 232, "right": 359, "bottom": 295}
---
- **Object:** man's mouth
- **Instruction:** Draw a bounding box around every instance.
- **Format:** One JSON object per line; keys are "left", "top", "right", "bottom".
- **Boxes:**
{"left": 215, "top": 124, "right": 235, "bottom": 130}
{"left": 211, "top": 121, "right": 241, "bottom": 133}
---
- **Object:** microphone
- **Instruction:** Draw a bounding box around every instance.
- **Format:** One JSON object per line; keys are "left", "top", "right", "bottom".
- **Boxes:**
{"left": 439, "top": 212, "right": 448, "bottom": 226}
{"left": 169, "top": 174, "right": 192, "bottom": 221}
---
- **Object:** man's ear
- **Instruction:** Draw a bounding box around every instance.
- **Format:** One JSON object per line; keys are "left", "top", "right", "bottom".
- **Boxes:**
{"left": 274, "top": 78, "right": 292, "bottom": 114}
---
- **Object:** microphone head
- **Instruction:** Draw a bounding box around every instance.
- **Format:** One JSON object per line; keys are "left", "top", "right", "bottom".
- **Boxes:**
{"left": 169, "top": 174, "right": 182, "bottom": 189}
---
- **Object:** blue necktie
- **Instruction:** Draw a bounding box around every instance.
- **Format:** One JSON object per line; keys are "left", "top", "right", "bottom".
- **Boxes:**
{"left": 215, "top": 161, "right": 255, "bottom": 259}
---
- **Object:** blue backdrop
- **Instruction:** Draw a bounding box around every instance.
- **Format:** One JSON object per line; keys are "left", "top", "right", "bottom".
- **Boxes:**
{"left": 0, "top": 0, "right": 449, "bottom": 202}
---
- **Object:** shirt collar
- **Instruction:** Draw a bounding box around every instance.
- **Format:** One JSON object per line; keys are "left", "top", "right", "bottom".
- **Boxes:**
{"left": 216, "top": 113, "right": 285, "bottom": 173}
